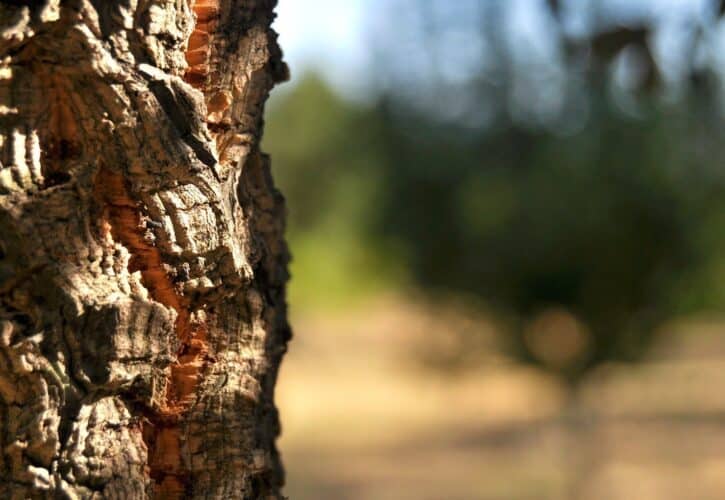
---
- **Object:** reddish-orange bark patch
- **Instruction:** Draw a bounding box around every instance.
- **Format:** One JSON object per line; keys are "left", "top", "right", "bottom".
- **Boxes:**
{"left": 94, "top": 167, "right": 210, "bottom": 498}
{"left": 184, "top": 0, "right": 219, "bottom": 90}
{"left": 91, "top": 3, "right": 224, "bottom": 496}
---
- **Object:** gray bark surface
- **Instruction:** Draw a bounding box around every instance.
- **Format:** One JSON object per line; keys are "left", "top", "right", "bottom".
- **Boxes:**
{"left": 0, "top": 1, "right": 290, "bottom": 497}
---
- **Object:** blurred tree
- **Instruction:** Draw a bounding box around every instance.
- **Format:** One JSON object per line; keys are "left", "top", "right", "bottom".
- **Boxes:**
{"left": 365, "top": 0, "right": 725, "bottom": 385}
{"left": 266, "top": 0, "right": 725, "bottom": 388}
{"left": 375, "top": 98, "right": 710, "bottom": 384}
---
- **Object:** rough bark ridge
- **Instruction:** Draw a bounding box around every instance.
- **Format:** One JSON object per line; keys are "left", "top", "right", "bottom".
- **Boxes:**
{"left": 0, "top": 0, "right": 290, "bottom": 497}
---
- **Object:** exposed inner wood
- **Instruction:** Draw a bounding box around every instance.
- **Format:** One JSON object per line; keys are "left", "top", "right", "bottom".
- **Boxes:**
{"left": 132, "top": 1, "right": 221, "bottom": 495}
{"left": 185, "top": 0, "right": 218, "bottom": 91}
{"left": 94, "top": 166, "right": 210, "bottom": 497}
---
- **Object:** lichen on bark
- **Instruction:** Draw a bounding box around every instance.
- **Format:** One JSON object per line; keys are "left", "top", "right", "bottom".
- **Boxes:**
{"left": 0, "top": 1, "right": 290, "bottom": 498}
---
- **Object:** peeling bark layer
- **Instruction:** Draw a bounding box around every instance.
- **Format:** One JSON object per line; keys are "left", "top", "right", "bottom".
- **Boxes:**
{"left": 0, "top": 1, "right": 290, "bottom": 498}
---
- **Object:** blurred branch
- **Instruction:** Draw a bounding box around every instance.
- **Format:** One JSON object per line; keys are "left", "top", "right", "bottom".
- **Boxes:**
{"left": 591, "top": 26, "right": 659, "bottom": 91}
{"left": 591, "top": 26, "right": 648, "bottom": 61}
{"left": 547, "top": 0, "right": 560, "bottom": 18}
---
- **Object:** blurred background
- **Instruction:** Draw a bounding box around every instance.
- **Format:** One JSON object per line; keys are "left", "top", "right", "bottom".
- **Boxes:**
{"left": 267, "top": 1, "right": 725, "bottom": 498}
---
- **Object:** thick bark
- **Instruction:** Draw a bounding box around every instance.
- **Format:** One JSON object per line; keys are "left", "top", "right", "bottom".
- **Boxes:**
{"left": 0, "top": 1, "right": 290, "bottom": 498}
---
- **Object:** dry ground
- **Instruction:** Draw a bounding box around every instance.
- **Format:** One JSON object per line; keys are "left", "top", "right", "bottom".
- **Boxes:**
{"left": 277, "top": 295, "right": 725, "bottom": 499}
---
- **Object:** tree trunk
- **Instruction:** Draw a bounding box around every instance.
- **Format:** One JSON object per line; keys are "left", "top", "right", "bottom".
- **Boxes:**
{"left": 0, "top": 1, "right": 290, "bottom": 498}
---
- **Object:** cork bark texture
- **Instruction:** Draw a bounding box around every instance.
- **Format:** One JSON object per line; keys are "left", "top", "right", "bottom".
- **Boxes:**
{"left": 0, "top": 0, "right": 290, "bottom": 498}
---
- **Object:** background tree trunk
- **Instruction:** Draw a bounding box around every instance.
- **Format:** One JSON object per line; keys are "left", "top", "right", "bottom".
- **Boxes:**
{"left": 0, "top": 1, "right": 290, "bottom": 497}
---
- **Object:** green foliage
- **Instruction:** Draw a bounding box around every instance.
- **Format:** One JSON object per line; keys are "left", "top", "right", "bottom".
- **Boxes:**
{"left": 375, "top": 100, "right": 725, "bottom": 381}
{"left": 264, "top": 76, "right": 407, "bottom": 310}
{"left": 265, "top": 73, "right": 725, "bottom": 383}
